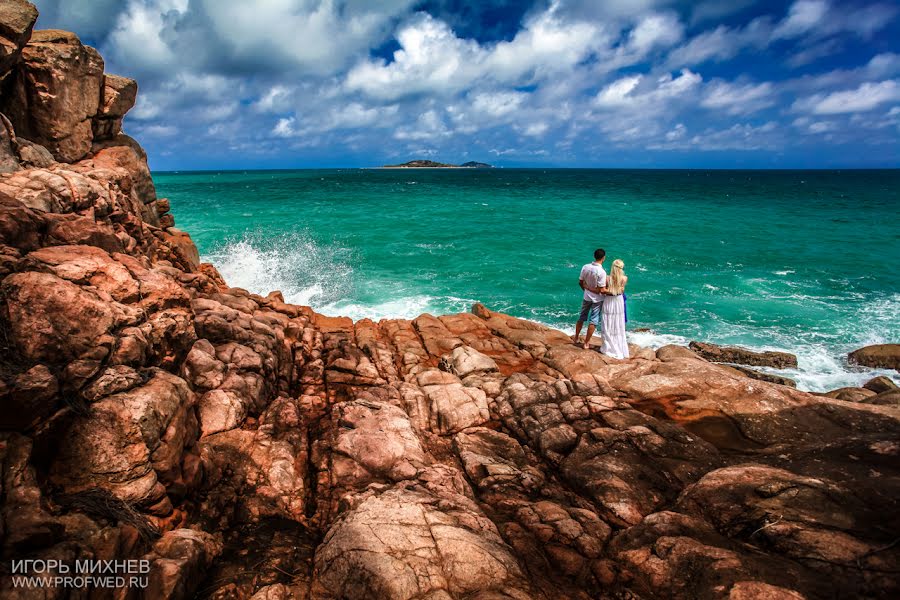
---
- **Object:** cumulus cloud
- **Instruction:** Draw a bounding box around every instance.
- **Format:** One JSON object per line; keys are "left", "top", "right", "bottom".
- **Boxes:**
{"left": 29, "top": 0, "right": 900, "bottom": 167}
{"left": 344, "top": 4, "right": 609, "bottom": 100}
{"left": 794, "top": 80, "right": 900, "bottom": 114}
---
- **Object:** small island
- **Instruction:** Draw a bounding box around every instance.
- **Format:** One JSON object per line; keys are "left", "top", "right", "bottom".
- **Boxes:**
{"left": 383, "top": 159, "right": 494, "bottom": 168}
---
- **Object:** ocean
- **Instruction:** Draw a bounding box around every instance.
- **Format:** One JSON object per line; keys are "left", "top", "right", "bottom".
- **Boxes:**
{"left": 155, "top": 168, "right": 900, "bottom": 392}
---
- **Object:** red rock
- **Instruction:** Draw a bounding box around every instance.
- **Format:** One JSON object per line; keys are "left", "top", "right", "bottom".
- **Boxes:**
{"left": 0, "top": 23, "right": 898, "bottom": 599}
{"left": 1, "top": 30, "right": 104, "bottom": 162}
{"left": 849, "top": 344, "right": 900, "bottom": 371}
{"left": 2, "top": 270, "right": 128, "bottom": 363}
{"left": 689, "top": 340, "right": 798, "bottom": 368}
{"left": 0, "top": 365, "right": 57, "bottom": 429}
{"left": 863, "top": 375, "right": 899, "bottom": 393}
{"left": 92, "top": 74, "right": 137, "bottom": 140}
{"left": 0, "top": 0, "right": 37, "bottom": 76}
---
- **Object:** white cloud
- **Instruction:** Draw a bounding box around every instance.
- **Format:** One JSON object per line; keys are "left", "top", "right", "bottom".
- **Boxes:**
{"left": 272, "top": 117, "right": 296, "bottom": 138}
{"left": 626, "top": 12, "right": 684, "bottom": 56}
{"left": 794, "top": 80, "right": 900, "bottom": 114}
{"left": 772, "top": 0, "right": 829, "bottom": 40}
{"left": 470, "top": 92, "right": 527, "bottom": 117}
{"left": 648, "top": 121, "right": 780, "bottom": 151}
{"left": 345, "top": 4, "right": 609, "bottom": 100}
{"left": 522, "top": 122, "right": 549, "bottom": 137}
{"left": 394, "top": 110, "right": 451, "bottom": 140}
{"left": 666, "top": 18, "right": 771, "bottom": 67}
{"left": 702, "top": 80, "right": 775, "bottom": 114}
{"left": 595, "top": 69, "right": 702, "bottom": 109}
{"left": 665, "top": 123, "right": 686, "bottom": 140}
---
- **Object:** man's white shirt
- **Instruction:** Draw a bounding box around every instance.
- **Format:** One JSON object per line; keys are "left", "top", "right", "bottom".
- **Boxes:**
{"left": 580, "top": 262, "right": 607, "bottom": 303}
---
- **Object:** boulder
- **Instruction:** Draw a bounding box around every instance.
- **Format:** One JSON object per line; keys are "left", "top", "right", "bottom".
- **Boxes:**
{"left": 848, "top": 344, "right": 900, "bottom": 371}
{"left": 312, "top": 474, "right": 536, "bottom": 599}
{"left": 1, "top": 271, "right": 127, "bottom": 364}
{"left": 689, "top": 341, "right": 797, "bottom": 369}
{"left": 820, "top": 386, "right": 877, "bottom": 402}
{"left": 14, "top": 136, "right": 54, "bottom": 167}
{"left": 863, "top": 375, "right": 899, "bottom": 394}
{"left": 862, "top": 390, "right": 900, "bottom": 406}
{"left": 142, "top": 529, "right": 223, "bottom": 600}
{"left": 446, "top": 344, "right": 498, "bottom": 377}
{"left": 0, "top": 0, "right": 38, "bottom": 77}
{"left": 92, "top": 74, "right": 137, "bottom": 140}
{"left": 1, "top": 29, "right": 104, "bottom": 162}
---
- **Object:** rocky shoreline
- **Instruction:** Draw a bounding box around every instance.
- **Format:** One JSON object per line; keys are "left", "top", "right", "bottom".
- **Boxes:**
{"left": 1, "top": 4, "right": 899, "bottom": 599}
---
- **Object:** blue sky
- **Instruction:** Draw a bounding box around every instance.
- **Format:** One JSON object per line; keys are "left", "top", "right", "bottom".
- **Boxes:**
{"left": 33, "top": 0, "right": 900, "bottom": 169}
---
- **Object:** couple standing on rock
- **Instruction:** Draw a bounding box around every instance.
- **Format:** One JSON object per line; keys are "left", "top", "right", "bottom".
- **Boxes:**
{"left": 573, "top": 248, "right": 629, "bottom": 359}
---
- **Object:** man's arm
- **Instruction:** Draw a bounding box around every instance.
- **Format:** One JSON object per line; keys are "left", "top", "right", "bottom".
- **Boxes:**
{"left": 589, "top": 276, "right": 608, "bottom": 294}
{"left": 579, "top": 278, "right": 586, "bottom": 290}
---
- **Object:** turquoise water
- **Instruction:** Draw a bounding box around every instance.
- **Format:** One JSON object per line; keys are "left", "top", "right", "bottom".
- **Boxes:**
{"left": 155, "top": 168, "right": 900, "bottom": 391}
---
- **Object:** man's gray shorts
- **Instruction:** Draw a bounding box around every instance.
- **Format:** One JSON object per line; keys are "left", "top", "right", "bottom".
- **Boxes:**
{"left": 578, "top": 299, "right": 602, "bottom": 326}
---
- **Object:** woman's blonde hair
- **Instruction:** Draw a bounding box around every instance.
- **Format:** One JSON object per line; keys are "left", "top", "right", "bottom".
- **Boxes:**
{"left": 607, "top": 259, "right": 626, "bottom": 295}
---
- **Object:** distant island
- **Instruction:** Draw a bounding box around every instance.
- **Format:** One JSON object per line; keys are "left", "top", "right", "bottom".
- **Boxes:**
{"left": 383, "top": 159, "right": 494, "bottom": 168}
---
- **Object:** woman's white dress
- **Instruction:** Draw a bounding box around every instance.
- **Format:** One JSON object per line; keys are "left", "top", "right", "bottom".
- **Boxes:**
{"left": 601, "top": 294, "right": 629, "bottom": 359}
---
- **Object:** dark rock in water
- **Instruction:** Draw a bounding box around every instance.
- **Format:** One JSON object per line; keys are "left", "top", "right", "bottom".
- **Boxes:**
{"left": 849, "top": 344, "right": 900, "bottom": 371}
{"left": 864, "top": 375, "right": 899, "bottom": 394}
{"left": 689, "top": 340, "right": 798, "bottom": 368}
{"left": 460, "top": 161, "right": 493, "bottom": 168}
{"left": 730, "top": 364, "right": 797, "bottom": 387}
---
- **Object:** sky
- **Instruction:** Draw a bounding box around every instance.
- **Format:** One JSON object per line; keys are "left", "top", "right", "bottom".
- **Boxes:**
{"left": 31, "top": 0, "right": 900, "bottom": 170}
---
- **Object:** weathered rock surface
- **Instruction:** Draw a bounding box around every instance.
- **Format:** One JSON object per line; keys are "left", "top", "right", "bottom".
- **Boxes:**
{"left": 689, "top": 340, "right": 798, "bottom": 369}
{"left": 0, "top": 0, "right": 37, "bottom": 77}
{"left": 1, "top": 6, "right": 898, "bottom": 600}
{"left": 850, "top": 344, "right": 900, "bottom": 371}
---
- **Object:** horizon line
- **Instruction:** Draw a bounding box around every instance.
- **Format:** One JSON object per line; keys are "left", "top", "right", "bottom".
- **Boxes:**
{"left": 150, "top": 166, "right": 900, "bottom": 174}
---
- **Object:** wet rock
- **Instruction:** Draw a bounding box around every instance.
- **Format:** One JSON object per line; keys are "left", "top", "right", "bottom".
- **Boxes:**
{"left": 729, "top": 365, "right": 797, "bottom": 387}
{"left": 848, "top": 343, "right": 900, "bottom": 371}
{"left": 689, "top": 341, "right": 798, "bottom": 369}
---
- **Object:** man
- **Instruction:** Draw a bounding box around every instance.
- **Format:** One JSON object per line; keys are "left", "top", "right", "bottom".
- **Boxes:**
{"left": 573, "top": 248, "right": 607, "bottom": 349}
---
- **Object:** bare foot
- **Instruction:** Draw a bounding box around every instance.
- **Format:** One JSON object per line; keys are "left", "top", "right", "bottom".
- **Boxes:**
{"left": 572, "top": 336, "right": 580, "bottom": 344}
{"left": 582, "top": 343, "right": 590, "bottom": 350}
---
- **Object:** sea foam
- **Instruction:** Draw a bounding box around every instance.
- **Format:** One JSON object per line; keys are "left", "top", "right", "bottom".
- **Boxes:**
{"left": 206, "top": 230, "right": 353, "bottom": 306}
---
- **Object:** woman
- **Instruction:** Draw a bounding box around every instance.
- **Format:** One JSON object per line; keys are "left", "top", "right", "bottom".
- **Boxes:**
{"left": 600, "top": 259, "right": 629, "bottom": 359}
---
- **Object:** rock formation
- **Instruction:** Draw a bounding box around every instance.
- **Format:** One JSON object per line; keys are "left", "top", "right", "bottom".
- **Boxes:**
{"left": 849, "top": 344, "right": 900, "bottom": 372}
{"left": 1, "top": 5, "right": 898, "bottom": 599}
